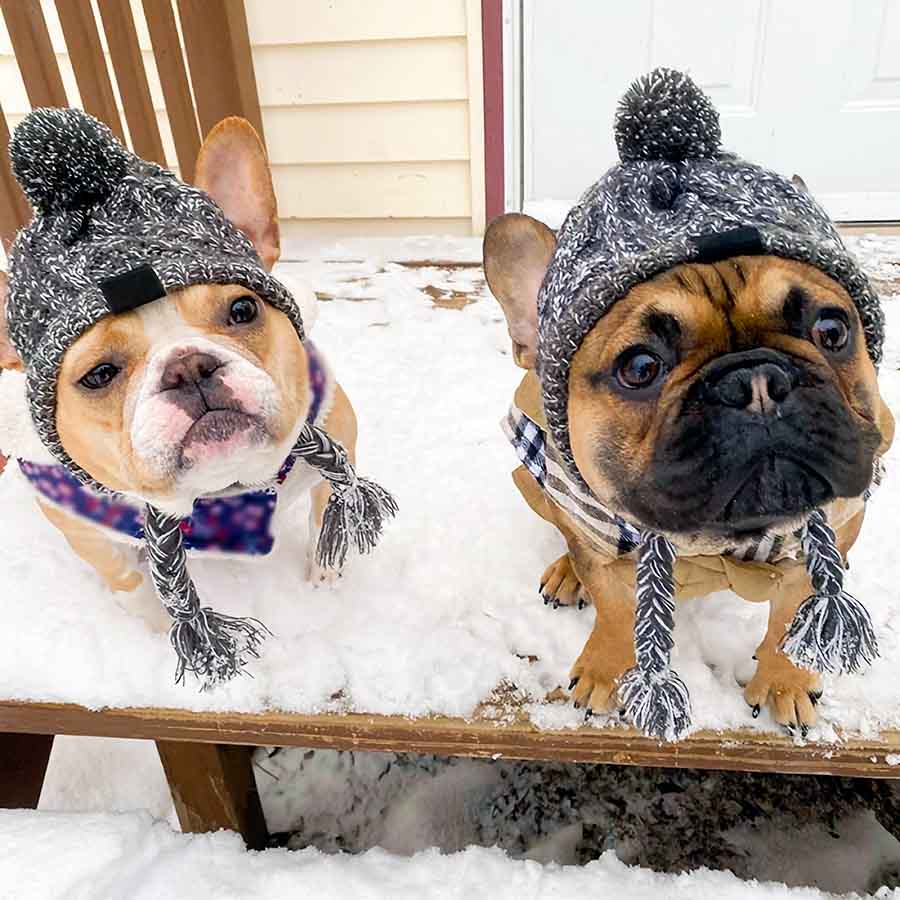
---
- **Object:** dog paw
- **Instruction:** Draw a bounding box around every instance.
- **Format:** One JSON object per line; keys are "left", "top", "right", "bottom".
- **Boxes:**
{"left": 540, "top": 554, "right": 586, "bottom": 610}
{"left": 305, "top": 556, "right": 343, "bottom": 588}
{"left": 568, "top": 630, "right": 635, "bottom": 718}
{"left": 744, "top": 651, "right": 822, "bottom": 735}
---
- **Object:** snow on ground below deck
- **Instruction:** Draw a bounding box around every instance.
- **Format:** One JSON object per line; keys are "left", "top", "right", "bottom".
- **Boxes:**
{"left": 0, "top": 244, "right": 898, "bottom": 742}
{"left": 0, "top": 809, "right": 884, "bottom": 900}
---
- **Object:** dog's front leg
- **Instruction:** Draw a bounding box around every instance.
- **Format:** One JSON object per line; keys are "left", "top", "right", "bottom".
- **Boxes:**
{"left": 566, "top": 546, "right": 637, "bottom": 716}
{"left": 744, "top": 586, "right": 823, "bottom": 734}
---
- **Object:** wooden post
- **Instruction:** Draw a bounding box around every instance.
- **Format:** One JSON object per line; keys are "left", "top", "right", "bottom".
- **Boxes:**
{"left": 0, "top": 733, "right": 54, "bottom": 808}
{"left": 176, "top": 0, "right": 265, "bottom": 143}
{"left": 156, "top": 741, "right": 268, "bottom": 850}
{"left": 97, "top": 0, "right": 166, "bottom": 165}
{"left": 0, "top": 0, "right": 68, "bottom": 108}
{"left": 0, "top": 102, "right": 30, "bottom": 250}
{"left": 55, "top": 0, "right": 125, "bottom": 141}
{"left": 142, "top": 0, "right": 200, "bottom": 182}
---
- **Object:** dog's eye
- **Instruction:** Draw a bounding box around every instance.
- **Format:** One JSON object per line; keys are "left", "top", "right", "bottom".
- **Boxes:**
{"left": 616, "top": 350, "right": 663, "bottom": 389}
{"left": 79, "top": 363, "right": 120, "bottom": 390}
{"left": 228, "top": 296, "right": 258, "bottom": 325}
{"left": 811, "top": 310, "right": 850, "bottom": 353}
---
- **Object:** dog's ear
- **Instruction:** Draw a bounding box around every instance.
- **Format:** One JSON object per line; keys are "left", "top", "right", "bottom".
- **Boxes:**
{"left": 0, "top": 272, "right": 23, "bottom": 371}
{"left": 483, "top": 213, "right": 556, "bottom": 369}
{"left": 194, "top": 117, "right": 281, "bottom": 271}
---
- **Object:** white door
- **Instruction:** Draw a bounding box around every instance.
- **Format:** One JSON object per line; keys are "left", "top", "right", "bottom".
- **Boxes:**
{"left": 518, "top": 0, "right": 900, "bottom": 224}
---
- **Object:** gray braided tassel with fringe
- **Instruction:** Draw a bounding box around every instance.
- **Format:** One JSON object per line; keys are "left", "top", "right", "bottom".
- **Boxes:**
{"left": 141, "top": 423, "right": 395, "bottom": 689}
{"left": 144, "top": 504, "right": 269, "bottom": 689}
{"left": 289, "top": 423, "right": 399, "bottom": 569}
{"left": 781, "top": 509, "right": 878, "bottom": 674}
{"left": 619, "top": 532, "right": 692, "bottom": 741}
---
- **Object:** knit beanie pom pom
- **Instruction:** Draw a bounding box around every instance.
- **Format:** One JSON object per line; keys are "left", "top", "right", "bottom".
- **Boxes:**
{"left": 10, "top": 107, "right": 128, "bottom": 214}
{"left": 619, "top": 666, "right": 692, "bottom": 741}
{"left": 615, "top": 67, "right": 721, "bottom": 163}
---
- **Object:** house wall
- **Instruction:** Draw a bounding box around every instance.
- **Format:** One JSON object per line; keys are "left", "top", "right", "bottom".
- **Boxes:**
{"left": 0, "top": 1, "right": 486, "bottom": 244}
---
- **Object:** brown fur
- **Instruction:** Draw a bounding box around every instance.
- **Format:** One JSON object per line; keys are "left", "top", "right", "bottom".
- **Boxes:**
{"left": 484, "top": 213, "right": 895, "bottom": 730}
{"left": 568, "top": 256, "right": 890, "bottom": 518}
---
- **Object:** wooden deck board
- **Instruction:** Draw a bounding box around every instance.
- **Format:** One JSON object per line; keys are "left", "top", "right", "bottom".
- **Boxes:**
{"left": 2, "top": 700, "right": 899, "bottom": 778}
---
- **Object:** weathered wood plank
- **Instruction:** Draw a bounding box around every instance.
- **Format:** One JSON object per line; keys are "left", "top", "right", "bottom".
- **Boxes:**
{"left": 177, "top": 0, "right": 264, "bottom": 142}
{"left": 142, "top": 0, "right": 199, "bottom": 182}
{"left": 97, "top": 0, "right": 165, "bottom": 164}
{"left": 156, "top": 740, "right": 268, "bottom": 848}
{"left": 0, "top": 0, "right": 67, "bottom": 108}
{"left": 0, "top": 102, "right": 30, "bottom": 248}
{"left": 2, "top": 700, "right": 900, "bottom": 779}
{"left": 0, "top": 732, "right": 54, "bottom": 809}
{"left": 54, "top": 0, "right": 124, "bottom": 140}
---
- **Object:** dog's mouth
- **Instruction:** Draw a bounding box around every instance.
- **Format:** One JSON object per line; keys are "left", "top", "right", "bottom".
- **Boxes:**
{"left": 182, "top": 408, "right": 260, "bottom": 446}
{"left": 719, "top": 455, "right": 832, "bottom": 532}
{"left": 177, "top": 408, "right": 268, "bottom": 469}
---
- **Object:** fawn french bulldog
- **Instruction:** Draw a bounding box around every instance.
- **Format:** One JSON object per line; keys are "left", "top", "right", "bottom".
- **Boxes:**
{"left": 0, "top": 108, "right": 394, "bottom": 685}
{"left": 485, "top": 70, "right": 894, "bottom": 739}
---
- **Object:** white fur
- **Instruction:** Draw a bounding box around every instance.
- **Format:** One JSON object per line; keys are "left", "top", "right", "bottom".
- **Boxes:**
{"left": 0, "top": 370, "right": 53, "bottom": 462}
{"left": 125, "top": 303, "right": 303, "bottom": 516}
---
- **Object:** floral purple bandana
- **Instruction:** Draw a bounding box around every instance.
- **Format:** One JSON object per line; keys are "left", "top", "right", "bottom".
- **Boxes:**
{"left": 19, "top": 341, "right": 333, "bottom": 557}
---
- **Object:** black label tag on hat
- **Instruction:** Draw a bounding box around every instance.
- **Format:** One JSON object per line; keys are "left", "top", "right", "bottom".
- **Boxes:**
{"left": 692, "top": 226, "right": 765, "bottom": 265}
{"left": 100, "top": 264, "right": 166, "bottom": 314}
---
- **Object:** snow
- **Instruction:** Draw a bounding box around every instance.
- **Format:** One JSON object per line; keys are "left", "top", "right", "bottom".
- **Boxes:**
{"left": 0, "top": 809, "right": 885, "bottom": 900}
{"left": 0, "top": 243, "right": 899, "bottom": 741}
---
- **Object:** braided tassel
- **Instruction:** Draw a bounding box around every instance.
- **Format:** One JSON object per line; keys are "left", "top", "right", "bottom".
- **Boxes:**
{"left": 619, "top": 533, "right": 692, "bottom": 741}
{"left": 781, "top": 509, "right": 878, "bottom": 675}
{"left": 144, "top": 505, "right": 269, "bottom": 689}
{"left": 290, "top": 423, "right": 398, "bottom": 569}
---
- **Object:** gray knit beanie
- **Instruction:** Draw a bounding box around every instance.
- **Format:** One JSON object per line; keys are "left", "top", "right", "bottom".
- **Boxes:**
{"left": 5, "top": 107, "right": 396, "bottom": 688}
{"left": 538, "top": 68, "right": 885, "bottom": 484}
{"left": 533, "top": 70, "right": 883, "bottom": 740}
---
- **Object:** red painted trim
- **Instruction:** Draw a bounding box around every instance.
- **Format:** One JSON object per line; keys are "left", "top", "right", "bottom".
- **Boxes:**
{"left": 481, "top": 0, "right": 505, "bottom": 224}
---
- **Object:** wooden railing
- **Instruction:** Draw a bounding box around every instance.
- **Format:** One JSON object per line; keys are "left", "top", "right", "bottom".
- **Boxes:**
{"left": 0, "top": 0, "right": 264, "bottom": 248}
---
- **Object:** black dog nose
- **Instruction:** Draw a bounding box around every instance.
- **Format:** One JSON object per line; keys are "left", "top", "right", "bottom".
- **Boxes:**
{"left": 704, "top": 350, "right": 794, "bottom": 412}
{"left": 160, "top": 351, "right": 222, "bottom": 390}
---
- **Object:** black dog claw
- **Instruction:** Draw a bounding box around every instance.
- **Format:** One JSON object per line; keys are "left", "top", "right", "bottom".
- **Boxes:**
{"left": 568, "top": 677, "right": 579, "bottom": 691}
{"left": 552, "top": 599, "right": 560, "bottom": 610}
{"left": 577, "top": 598, "right": 586, "bottom": 610}
{"left": 584, "top": 707, "right": 593, "bottom": 722}
{"left": 800, "top": 724, "right": 809, "bottom": 739}
{"left": 751, "top": 704, "right": 760, "bottom": 718}
{"left": 809, "top": 691, "right": 822, "bottom": 706}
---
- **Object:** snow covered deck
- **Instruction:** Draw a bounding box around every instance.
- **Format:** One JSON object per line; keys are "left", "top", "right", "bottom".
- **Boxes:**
{"left": 3, "top": 237, "right": 900, "bottom": 838}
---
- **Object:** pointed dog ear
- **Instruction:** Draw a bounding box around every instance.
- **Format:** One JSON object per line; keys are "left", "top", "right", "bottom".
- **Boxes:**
{"left": 0, "top": 272, "right": 23, "bottom": 371}
{"left": 194, "top": 117, "right": 281, "bottom": 271}
{"left": 483, "top": 214, "right": 556, "bottom": 369}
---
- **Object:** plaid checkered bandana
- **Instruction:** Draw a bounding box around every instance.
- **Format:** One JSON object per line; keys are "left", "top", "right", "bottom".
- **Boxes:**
{"left": 503, "top": 404, "right": 884, "bottom": 566}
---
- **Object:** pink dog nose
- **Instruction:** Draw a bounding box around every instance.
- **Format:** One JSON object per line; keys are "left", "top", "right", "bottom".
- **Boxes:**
{"left": 160, "top": 351, "right": 222, "bottom": 390}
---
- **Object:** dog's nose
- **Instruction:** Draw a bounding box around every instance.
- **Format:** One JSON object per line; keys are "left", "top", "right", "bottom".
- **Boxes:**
{"left": 704, "top": 350, "right": 794, "bottom": 413}
{"left": 160, "top": 351, "right": 222, "bottom": 390}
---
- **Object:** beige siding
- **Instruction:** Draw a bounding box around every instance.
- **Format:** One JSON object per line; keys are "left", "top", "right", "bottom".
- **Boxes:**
{"left": 0, "top": 1, "right": 486, "bottom": 243}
